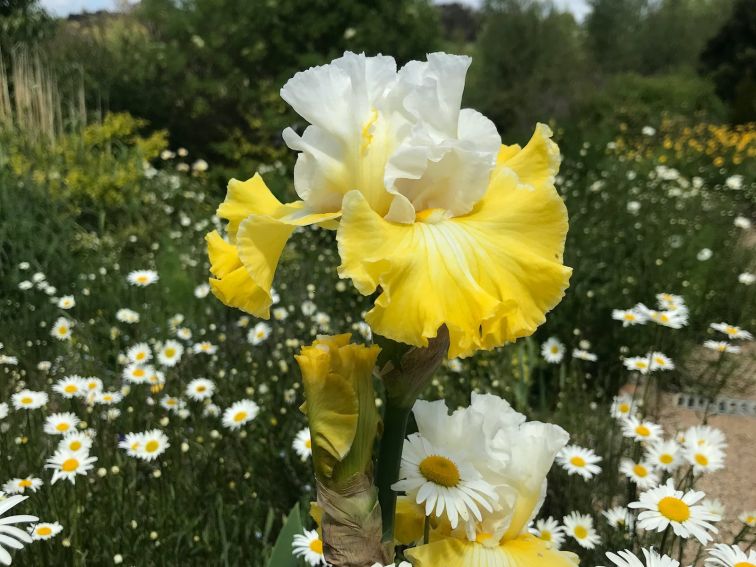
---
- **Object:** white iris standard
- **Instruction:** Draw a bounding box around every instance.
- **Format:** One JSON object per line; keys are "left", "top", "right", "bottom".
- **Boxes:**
{"left": 629, "top": 478, "right": 719, "bottom": 544}
{"left": 392, "top": 433, "right": 497, "bottom": 529}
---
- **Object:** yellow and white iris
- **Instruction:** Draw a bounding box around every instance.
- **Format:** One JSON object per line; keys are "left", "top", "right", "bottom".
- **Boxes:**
{"left": 206, "top": 52, "right": 571, "bottom": 358}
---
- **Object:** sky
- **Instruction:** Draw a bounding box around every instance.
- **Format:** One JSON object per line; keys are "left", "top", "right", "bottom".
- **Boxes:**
{"left": 41, "top": 0, "right": 591, "bottom": 20}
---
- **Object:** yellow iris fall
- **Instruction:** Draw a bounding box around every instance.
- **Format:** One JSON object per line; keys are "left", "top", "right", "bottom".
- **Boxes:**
{"left": 206, "top": 124, "right": 571, "bottom": 358}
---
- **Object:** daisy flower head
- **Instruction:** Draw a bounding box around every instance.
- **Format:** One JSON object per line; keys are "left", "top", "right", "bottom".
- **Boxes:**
{"left": 0, "top": 495, "right": 38, "bottom": 564}
{"left": 247, "top": 322, "right": 272, "bottom": 346}
{"left": 0, "top": 403, "right": 7, "bottom": 420}
{"left": 563, "top": 511, "right": 601, "bottom": 549}
{"left": 123, "top": 364, "right": 151, "bottom": 384}
{"left": 116, "top": 308, "right": 140, "bottom": 324}
{"left": 601, "top": 548, "right": 679, "bottom": 567}
{"left": 629, "top": 478, "right": 719, "bottom": 544}
{"left": 656, "top": 293, "right": 685, "bottom": 311}
{"left": 623, "top": 356, "right": 652, "bottom": 374}
{"left": 573, "top": 348, "right": 597, "bottom": 361}
{"left": 738, "top": 510, "right": 756, "bottom": 527}
{"left": 733, "top": 215, "right": 752, "bottom": 230}
{"left": 2, "top": 477, "right": 42, "bottom": 495}
{"left": 176, "top": 327, "right": 193, "bottom": 340}
{"left": 612, "top": 308, "right": 648, "bottom": 326}
{"left": 541, "top": 337, "right": 565, "bottom": 363}
{"left": 94, "top": 391, "right": 122, "bottom": 405}
{"left": 222, "top": 399, "right": 259, "bottom": 430}
{"left": 556, "top": 445, "right": 602, "bottom": 479}
{"left": 186, "top": 378, "right": 215, "bottom": 401}
{"left": 622, "top": 416, "right": 663, "bottom": 443}
{"left": 45, "top": 449, "right": 97, "bottom": 484}
{"left": 603, "top": 506, "right": 631, "bottom": 529}
{"left": 705, "top": 543, "right": 756, "bottom": 567}
{"left": 53, "top": 375, "right": 86, "bottom": 399}
{"left": 206, "top": 52, "right": 571, "bottom": 360}
{"left": 127, "top": 269, "right": 159, "bottom": 287}
{"left": 83, "top": 377, "right": 103, "bottom": 395}
{"left": 710, "top": 322, "right": 752, "bottom": 340}
{"left": 12, "top": 390, "right": 48, "bottom": 410}
{"left": 649, "top": 352, "right": 674, "bottom": 371}
{"left": 160, "top": 396, "right": 185, "bottom": 413}
{"left": 50, "top": 317, "right": 73, "bottom": 340}
{"left": 620, "top": 459, "right": 659, "bottom": 489}
{"left": 611, "top": 394, "right": 637, "bottom": 419}
{"left": 193, "top": 283, "right": 210, "bottom": 298}
{"left": 126, "top": 343, "right": 151, "bottom": 364}
{"left": 291, "top": 528, "right": 325, "bottom": 566}
{"left": 57, "top": 295, "right": 75, "bottom": 310}
{"left": 29, "top": 521, "right": 62, "bottom": 541}
{"left": 703, "top": 341, "right": 740, "bottom": 354}
{"left": 682, "top": 425, "right": 727, "bottom": 451}
{"left": 701, "top": 499, "right": 725, "bottom": 520}
{"left": 43, "top": 412, "right": 80, "bottom": 435}
{"left": 739, "top": 272, "right": 755, "bottom": 285}
{"left": 191, "top": 341, "right": 217, "bottom": 355}
{"left": 529, "top": 516, "right": 566, "bottom": 549}
{"left": 391, "top": 433, "right": 497, "bottom": 529}
{"left": 637, "top": 304, "right": 688, "bottom": 329}
{"left": 683, "top": 442, "right": 725, "bottom": 474}
{"left": 272, "top": 307, "right": 288, "bottom": 321}
{"left": 292, "top": 427, "right": 312, "bottom": 462}
{"left": 58, "top": 431, "right": 93, "bottom": 454}
{"left": 135, "top": 430, "right": 170, "bottom": 461}
{"left": 645, "top": 439, "right": 682, "bottom": 472}
{"left": 157, "top": 340, "right": 184, "bottom": 367}
{"left": 118, "top": 432, "right": 144, "bottom": 458}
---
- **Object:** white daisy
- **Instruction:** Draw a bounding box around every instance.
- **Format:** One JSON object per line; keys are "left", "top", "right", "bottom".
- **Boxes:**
{"left": 391, "top": 433, "right": 497, "bottom": 529}
{"left": 710, "top": 322, "right": 752, "bottom": 340}
{"left": 94, "top": 391, "right": 122, "bottom": 405}
{"left": 247, "top": 322, "right": 272, "bottom": 346}
{"left": 645, "top": 439, "right": 682, "bottom": 472}
{"left": 272, "top": 307, "right": 289, "bottom": 321}
{"left": 292, "top": 427, "right": 312, "bottom": 462}
{"left": 45, "top": 449, "right": 97, "bottom": 485}
{"left": 58, "top": 431, "right": 93, "bottom": 454}
{"left": 134, "top": 430, "right": 170, "bottom": 461}
{"left": 82, "top": 377, "right": 103, "bottom": 395}
{"left": 556, "top": 445, "right": 602, "bottom": 479}
{"left": 622, "top": 416, "right": 662, "bottom": 443}
{"left": 701, "top": 499, "right": 726, "bottom": 520}
{"left": 649, "top": 352, "right": 674, "bottom": 371}
{"left": 116, "top": 308, "right": 140, "bottom": 324}
{"left": 683, "top": 442, "right": 725, "bottom": 474}
{"left": 705, "top": 543, "right": 756, "bottom": 567}
{"left": 12, "top": 390, "right": 48, "bottom": 410}
{"left": 176, "top": 327, "right": 193, "bottom": 340}
{"left": 619, "top": 459, "right": 659, "bottom": 489}
{"left": 57, "top": 295, "right": 75, "bottom": 310}
{"left": 118, "top": 433, "right": 144, "bottom": 458}
{"left": 611, "top": 394, "right": 637, "bottom": 419}
{"left": 0, "top": 403, "right": 7, "bottom": 420}
{"left": 573, "top": 348, "right": 597, "bottom": 361}
{"left": 738, "top": 510, "right": 756, "bottom": 527}
{"left": 43, "top": 412, "right": 80, "bottom": 435}
{"left": 682, "top": 425, "right": 727, "bottom": 451}
{"left": 1, "top": 478, "right": 42, "bottom": 495}
{"left": 541, "top": 337, "right": 565, "bottom": 363}
{"left": 191, "top": 341, "right": 217, "bottom": 355}
{"left": 126, "top": 343, "right": 152, "bottom": 364}
{"left": 629, "top": 478, "right": 719, "bottom": 544}
{"left": 123, "top": 364, "right": 151, "bottom": 384}
{"left": 157, "top": 340, "right": 184, "bottom": 367}
{"left": 50, "top": 317, "right": 73, "bottom": 340}
{"left": 0, "top": 495, "right": 38, "bottom": 565}
{"left": 222, "top": 400, "right": 260, "bottom": 430}
{"left": 738, "top": 272, "right": 755, "bottom": 285}
{"left": 656, "top": 293, "right": 685, "bottom": 310}
{"left": 623, "top": 356, "right": 652, "bottom": 374}
{"left": 602, "top": 506, "right": 631, "bottom": 529}
{"left": 291, "top": 528, "right": 325, "bottom": 566}
{"left": 160, "top": 396, "right": 185, "bottom": 413}
{"left": 193, "top": 283, "right": 210, "bottom": 298}
{"left": 52, "top": 376, "right": 86, "bottom": 399}
{"left": 29, "top": 521, "right": 62, "bottom": 541}
{"left": 601, "top": 548, "right": 679, "bottom": 567}
{"left": 563, "top": 511, "right": 601, "bottom": 549}
{"left": 703, "top": 340, "right": 740, "bottom": 354}
{"left": 529, "top": 516, "right": 566, "bottom": 549}
{"left": 612, "top": 308, "right": 647, "bottom": 326}
{"left": 186, "top": 378, "right": 215, "bottom": 401}
{"left": 127, "top": 270, "right": 159, "bottom": 287}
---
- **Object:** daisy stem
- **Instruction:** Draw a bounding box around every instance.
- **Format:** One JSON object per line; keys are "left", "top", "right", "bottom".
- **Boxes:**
{"left": 423, "top": 515, "right": 430, "bottom": 545}
{"left": 376, "top": 399, "right": 412, "bottom": 541}
{"left": 659, "top": 524, "right": 672, "bottom": 555}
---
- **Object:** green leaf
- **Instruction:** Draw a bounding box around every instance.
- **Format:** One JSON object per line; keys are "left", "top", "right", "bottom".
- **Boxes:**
{"left": 267, "top": 503, "right": 304, "bottom": 567}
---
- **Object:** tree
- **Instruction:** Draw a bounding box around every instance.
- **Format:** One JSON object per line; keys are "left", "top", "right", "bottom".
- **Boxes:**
{"left": 0, "top": 0, "right": 52, "bottom": 53}
{"left": 585, "top": 0, "right": 647, "bottom": 74}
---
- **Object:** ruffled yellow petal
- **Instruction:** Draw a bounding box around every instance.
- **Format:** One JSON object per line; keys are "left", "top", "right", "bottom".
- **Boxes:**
{"left": 394, "top": 496, "right": 426, "bottom": 546}
{"left": 336, "top": 162, "right": 571, "bottom": 358}
{"left": 406, "top": 535, "right": 579, "bottom": 567}
{"left": 205, "top": 230, "right": 270, "bottom": 317}
{"left": 497, "top": 123, "right": 561, "bottom": 191}
{"left": 209, "top": 173, "right": 340, "bottom": 317}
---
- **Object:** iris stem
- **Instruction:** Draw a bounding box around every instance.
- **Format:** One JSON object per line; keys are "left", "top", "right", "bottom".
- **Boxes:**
{"left": 376, "top": 398, "right": 413, "bottom": 542}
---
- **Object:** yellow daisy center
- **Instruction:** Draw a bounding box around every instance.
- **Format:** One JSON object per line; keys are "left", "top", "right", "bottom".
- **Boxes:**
{"left": 658, "top": 496, "right": 691, "bottom": 522}
{"left": 570, "top": 456, "right": 586, "bottom": 468}
{"left": 619, "top": 403, "right": 630, "bottom": 413}
{"left": 733, "top": 563, "right": 755, "bottom": 567}
{"left": 695, "top": 453, "right": 709, "bottom": 466}
{"left": 137, "top": 275, "right": 148, "bottom": 283}
{"left": 56, "top": 422, "right": 70, "bottom": 432}
{"left": 633, "top": 465, "right": 648, "bottom": 477}
{"left": 305, "top": 439, "right": 311, "bottom": 449}
{"left": 654, "top": 357, "right": 665, "bottom": 365}
{"left": 624, "top": 313, "right": 635, "bottom": 320}
{"left": 37, "top": 526, "right": 52, "bottom": 536}
{"left": 58, "top": 327, "right": 68, "bottom": 335}
{"left": 196, "top": 386, "right": 206, "bottom": 392}
{"left": 660, "top": 454, "right": 674, "bottom": 465}
{"left": 636, "top": 425, "right": 651, "bottom": 437}
{"left": 136, "top": 352, "right": 145, "bottom": 360}
{"left": 635, "top": 361, "right": 648, "bottom": 369}
{"left": 550, "top": 346, "right": 559, "bottom": 353}
{"left": 726, "top": 327, "right": 737, "bottom": 335}
{"left": 574, "top": 526, "right": 588, "bottom": 539}
{"left": 64, "top": 385, "right": 77, "bottom": 394}
{"left": 164, "top": 348, "right": 176, "bottom": 357}
{"left": 418, "top": 455, "right": 461, "bottom": 488}
{"left": 19, "top": 479, "right": 32, "bottom": 488}
{"left": 309, "top": 538, "right": 323, "bottom": 554}
{"left": 234, "top": 411, "right": 248, "bottom": 422}
{"left": 659, "top": 314, "right": 670, "bottom": 323}
{"left": 134, "top": 369, "right": 145, "bottom": 377}
{"left": 61, "top": 458, "right": 79, "bottom": 472}
{"left": 69, "top": 441, "right": 82, "bottom": 451}
{"left": 539, "top": 530, "right": 552, "bottom": 541}
{"left": 20, "top": 397, "right": 33, "bottom": 405}
{"left": 145, "top": 440, "right": 160, "bottom": 453}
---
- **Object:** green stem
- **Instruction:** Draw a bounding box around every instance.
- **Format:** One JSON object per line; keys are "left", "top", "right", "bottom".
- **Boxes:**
{"left": 375, "top": 399, "right": 412, "bottom": 542}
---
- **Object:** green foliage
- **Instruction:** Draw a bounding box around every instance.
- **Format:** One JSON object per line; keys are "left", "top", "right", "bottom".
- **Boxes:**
{"left": 585, "top": 0, "right": 648, "bottom": 74}
{"left": 0, "top": 0, "right": 52, "bottom": 52}
{"left": 267, "top": 504, "right": 304, "bottom": 567}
